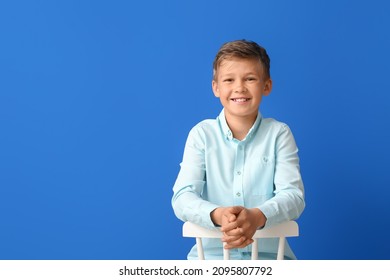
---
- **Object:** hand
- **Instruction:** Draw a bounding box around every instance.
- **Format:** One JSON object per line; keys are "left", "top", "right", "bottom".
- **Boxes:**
{"left": 221, "top": 207, "right": 267, "bottom": 249}
{"left": 210, "top": 206, "right": 241, "bottom": 227}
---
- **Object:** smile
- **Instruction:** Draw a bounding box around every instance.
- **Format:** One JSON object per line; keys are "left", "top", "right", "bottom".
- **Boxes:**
{"left": 231, "top": 98, "right": 251, "bottom": 103}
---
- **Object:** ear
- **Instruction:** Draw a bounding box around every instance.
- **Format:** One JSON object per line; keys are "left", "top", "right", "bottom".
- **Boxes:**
{"left": 262, "top": 78, "right": 273, "bottom": 96}
{"left": 212, "top": 79, "right": 220, "bottom": 98}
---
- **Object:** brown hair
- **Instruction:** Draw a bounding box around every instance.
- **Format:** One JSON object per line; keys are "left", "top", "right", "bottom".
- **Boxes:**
{"left": 213, "top": 39, "right": 271, "bottom": 80}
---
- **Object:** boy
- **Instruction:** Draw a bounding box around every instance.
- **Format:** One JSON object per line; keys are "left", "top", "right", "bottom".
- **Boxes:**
{"left": 172, "top": 40, "right": 305, "bottom": 260}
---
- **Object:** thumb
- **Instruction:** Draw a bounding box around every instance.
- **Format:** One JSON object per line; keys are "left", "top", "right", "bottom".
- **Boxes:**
{"left": 230, "top": 206, "right": 245, "bottom": 215}
{"left": 226, "top": 206, "right": 244, "bottom": 222}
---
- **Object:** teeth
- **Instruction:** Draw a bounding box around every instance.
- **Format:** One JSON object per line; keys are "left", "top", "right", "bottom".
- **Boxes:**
{"left": 233, "top": 98, "right": 249, "bottom": 102}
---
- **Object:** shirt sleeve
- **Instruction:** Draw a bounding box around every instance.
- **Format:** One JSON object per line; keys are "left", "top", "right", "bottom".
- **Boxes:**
{"left": 257, "top": 124, "right": 306, "bottom": 228}
{"left": 171, "top": 125, "right": 220, "bottom": 229}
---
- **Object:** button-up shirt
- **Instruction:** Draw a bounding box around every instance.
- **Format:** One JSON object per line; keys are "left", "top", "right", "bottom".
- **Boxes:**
{"left": 172, "top": 109, "right": 305, "bottom": 259}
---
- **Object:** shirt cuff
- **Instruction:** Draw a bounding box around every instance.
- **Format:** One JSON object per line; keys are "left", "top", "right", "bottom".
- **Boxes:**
{"left": 197, "top": 202, "right": 220, "bottom": 229}
{"left": 257, "top": 204, "right": 279, "bottom": 228}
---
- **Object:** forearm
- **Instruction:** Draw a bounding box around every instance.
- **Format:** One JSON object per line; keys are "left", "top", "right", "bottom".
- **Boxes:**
{"left": 172, "top": 188, "right": 219, "bottom": 229}
{"left": 258, "top": 188, "right": 305, "bottom": 228}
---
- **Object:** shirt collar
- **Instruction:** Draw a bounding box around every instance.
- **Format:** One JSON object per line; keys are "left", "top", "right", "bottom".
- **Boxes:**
{"left": 217, "top": 109, "right": 262, "bottom": 142}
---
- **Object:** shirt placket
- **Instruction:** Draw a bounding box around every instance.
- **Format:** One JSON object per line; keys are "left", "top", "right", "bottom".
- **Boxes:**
{"left": 232, "top": 141, "right": 245, "bottom": 206}
{"left": 232, "top": 141, "right": 249, "bottom": 256}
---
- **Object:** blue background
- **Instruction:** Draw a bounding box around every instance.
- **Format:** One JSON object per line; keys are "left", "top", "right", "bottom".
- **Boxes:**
{"left": 1, "top": 0, "right": 389, "bottom": 260}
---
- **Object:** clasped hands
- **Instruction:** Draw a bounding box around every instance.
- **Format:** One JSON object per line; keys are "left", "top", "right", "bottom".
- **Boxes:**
{"left": 211, "top": 206, "right": 267, "bottom": 249}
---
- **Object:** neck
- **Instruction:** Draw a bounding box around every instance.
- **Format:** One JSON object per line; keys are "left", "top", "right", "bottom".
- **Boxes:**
{"left": 225, "top": 113, "right": 258, "bottom": 141}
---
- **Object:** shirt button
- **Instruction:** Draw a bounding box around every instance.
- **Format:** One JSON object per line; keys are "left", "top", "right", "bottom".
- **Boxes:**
{"left": 237, "top": 171, "right": 241, "bottom": 175}
{"left": 236, "top": 192, "right": 241, "bottom": 197}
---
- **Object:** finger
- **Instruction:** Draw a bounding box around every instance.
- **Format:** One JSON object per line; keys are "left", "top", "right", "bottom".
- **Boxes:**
{"left": 221, "top": 227, "right": 243, "bottom": 238}
{"left": 224, "top": 237, "right": 253, "bottom": 249}
{"left": 223, "top": 212, "right": 237, "bottom": 224}
{"left": 230, "top": 206, "right": 245, "bottom": 213}
{"left": 221, "top": 232, "right": 244, "bottom": 243}
{"left": 220, "top": 221, "right": 239, "bottom": 232}
{"left": 222, "top": 234, "right": 243, "bottom": 244}
{"left": 226, "top": 238, "right": 254, "bottom": 249}
{"left": 224, "top": 236, "right": 246, "bottom": 248}
{"left": 228, "top": 214, "right": 237, "bottom": 223}
{"left": 223, "top": 206, "right": 243, "bottom": 218}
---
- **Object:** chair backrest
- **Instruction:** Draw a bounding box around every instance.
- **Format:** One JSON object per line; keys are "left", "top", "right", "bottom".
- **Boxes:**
{"left": 182, "top": 221, "right": 299, "bottom": 260}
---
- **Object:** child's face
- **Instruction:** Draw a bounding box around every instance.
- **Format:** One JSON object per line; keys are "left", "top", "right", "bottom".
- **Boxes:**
{"left": 212, "top": 57, "right": 272, "bottom": 122}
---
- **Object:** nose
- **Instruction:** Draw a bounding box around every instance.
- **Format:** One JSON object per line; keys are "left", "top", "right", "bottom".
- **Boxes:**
{"left": 234, "top": 80, "right": 247, "bottom": 93}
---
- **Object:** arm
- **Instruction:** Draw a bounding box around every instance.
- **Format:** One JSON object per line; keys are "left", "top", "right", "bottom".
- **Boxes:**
{"left": 171, "top": 125, "right": 220, "bottom": 229}
{"left": 258, "top": 124, "right": 305, "bottom": 228}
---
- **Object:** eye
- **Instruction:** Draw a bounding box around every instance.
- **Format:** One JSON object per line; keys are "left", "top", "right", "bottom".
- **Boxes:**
{"left": 223, "top": 78, "right": 233, "bottom": 83}
{"left": 246, "top": 77, "right": 257, "bottom": 81}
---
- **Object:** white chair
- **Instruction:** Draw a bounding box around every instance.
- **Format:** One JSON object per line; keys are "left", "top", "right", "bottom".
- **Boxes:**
{"left": 183, "top": 221, "right": 299, "bottom": 260}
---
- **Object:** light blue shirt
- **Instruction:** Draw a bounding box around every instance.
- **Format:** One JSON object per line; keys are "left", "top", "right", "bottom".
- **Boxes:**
{"left": 172, "top": 109, "right": 305, "bottom": 260}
